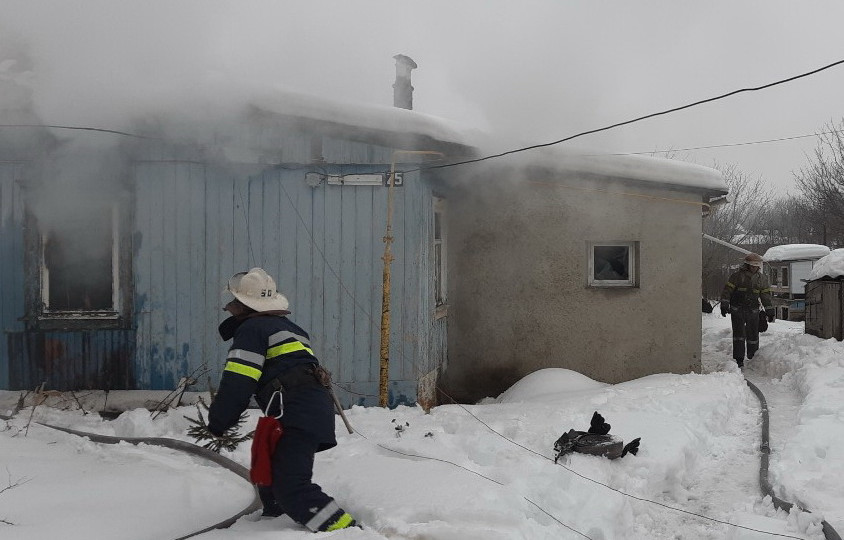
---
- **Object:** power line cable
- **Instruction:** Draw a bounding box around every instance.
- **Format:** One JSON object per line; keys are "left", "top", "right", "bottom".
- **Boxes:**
{"left": 611, "top": 129, "right": 844, "bottom": 157}
{"left": 0, "top": 123, "right": 151, "bottom": 139}
{"left": 401, "top": 58, "right": 844, "bottom": 174}
{"left": 351, "top": 429, "right": 594, "bottom": 539}
{"left": 277, "top": 180, "right": 373, "bottom": 320}
{"left": 429, "top": 386, "right": 806, "bottom": 540}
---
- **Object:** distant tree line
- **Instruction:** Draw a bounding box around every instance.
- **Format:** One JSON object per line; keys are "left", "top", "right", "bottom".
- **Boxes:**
{"left": 700, "top": 119, "right": 844, "bottom": 300}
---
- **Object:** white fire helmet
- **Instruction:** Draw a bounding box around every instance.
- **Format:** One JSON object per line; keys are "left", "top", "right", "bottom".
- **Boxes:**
{"left": 743, "top": 253, "right": 764, "bottom": 268}
{"left": 226, "top": 267, "right": 289, "bottom": 312}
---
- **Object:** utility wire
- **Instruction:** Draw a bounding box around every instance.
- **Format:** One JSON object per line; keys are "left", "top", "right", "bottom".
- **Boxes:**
{"left": 350, "top": 424, "right": 593, "bottom": 539}
{"left": 430, "top": 386, "right": 806, "bottom": 540}
{"left": 611, "top": 128, "right": 844, "bottom": 157}
{"left": 6, "top": 55, "right": 844, "bottom": 167}
{"left": 403, "top": 58, "right": 844, "bottom": 174}
{"left": 236, "top": 184, "right": 256, "bottom": 267}
{"left": 277, "top": 179, "right": 373, "bottom": 320}
{"left": 0, "top": 123, "right": 151, "bottom": 139}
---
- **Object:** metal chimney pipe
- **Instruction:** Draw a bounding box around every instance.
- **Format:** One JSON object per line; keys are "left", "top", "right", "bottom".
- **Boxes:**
{"left": 392, "top": 54, "right": 417, "bottom": 110}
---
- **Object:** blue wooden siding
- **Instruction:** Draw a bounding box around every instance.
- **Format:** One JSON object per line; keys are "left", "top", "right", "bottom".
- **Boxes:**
{"left": 1, "top": 161, "right": 137, "bottom": 391}
{"left": 131, "top": 155, "right": 437, "bottom": 407}
{"left": 7, "top": 330, "right": 135, "bottom": 390}
{"left": 0, "top": 163, "right": 26, "bottom": 389}
{"left": 2, "top": 133, "right": 445, "bottom": 406}
{"left": 134, "top": 161, "right": 219, "bottom": 390}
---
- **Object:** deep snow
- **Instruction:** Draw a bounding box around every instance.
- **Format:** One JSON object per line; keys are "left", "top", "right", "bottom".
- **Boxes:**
{"left": 1, "top": 312, "right": 842, "bottom": 539}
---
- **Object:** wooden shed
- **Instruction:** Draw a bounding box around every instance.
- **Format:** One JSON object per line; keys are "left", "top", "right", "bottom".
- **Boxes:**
{"left": 805, "top": 279, "right": 844, "bottom": 341}
{"left": 762, "top": 244, "right": 830, "bottom": 321}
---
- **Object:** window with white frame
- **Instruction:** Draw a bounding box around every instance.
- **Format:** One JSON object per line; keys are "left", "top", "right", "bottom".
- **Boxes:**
{"left": 770, "top": 267, "right": 779, "bottom": 286}
{"left": 587, "top": 241, "right": 639, "bottom": 288}
{"left": 433, "top": 196, "right": 447, "bottom": 307}
{"left": 40, "top": 202, "right": 121, "bottom": 317}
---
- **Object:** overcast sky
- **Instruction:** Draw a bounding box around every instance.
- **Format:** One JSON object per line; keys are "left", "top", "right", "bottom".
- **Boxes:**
{"left": 4, "top": 1, "right": 844, "bottom": 195}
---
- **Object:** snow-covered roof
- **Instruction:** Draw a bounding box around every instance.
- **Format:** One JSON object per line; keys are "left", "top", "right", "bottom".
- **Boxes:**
{"left": 250, "top": 88, "right": 726, "bottom": 193}
{"left": 492, "top": 146, "right": 727, "bottom": 194}
{"left": 808, "top": 248, "right": 844, "bottom": 280}
{"left": 165, "top": 83, "right": 724, "bottom": 194}
{"left": 763, "top": 244, "right": 830, "bottom": 262}
{"left": 250, "top": 87, "right": 477, "bottom": 149}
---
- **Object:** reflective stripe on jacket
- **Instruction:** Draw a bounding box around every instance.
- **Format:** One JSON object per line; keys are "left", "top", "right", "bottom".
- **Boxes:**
{"left": 208, "top": 315, "right": 336, "bottom": 449}
{"left": 721, "top": 267, "right": 772, "bottom": 309}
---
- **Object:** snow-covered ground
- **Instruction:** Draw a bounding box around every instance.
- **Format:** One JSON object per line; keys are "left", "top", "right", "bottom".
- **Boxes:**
{"left": 1, "top": 313, "right": 842, "bottom": 540}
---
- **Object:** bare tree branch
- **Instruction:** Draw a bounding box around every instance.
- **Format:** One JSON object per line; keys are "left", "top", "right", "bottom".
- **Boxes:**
{"left": 702, "top": 162, "right": 773, "bottom": 298}
{"left": 795, "top": 120, "right": 844, "bottom": 246}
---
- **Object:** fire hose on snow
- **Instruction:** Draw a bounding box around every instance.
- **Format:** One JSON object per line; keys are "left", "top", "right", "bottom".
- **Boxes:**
{"left": 0, "top": 411, "right": 262, "bottom": 540}
{"left": 3, "top": 379, "right": 842, "bottom": 539}
{"left": 743, "top": 379, "right": 842, "bottom": 540}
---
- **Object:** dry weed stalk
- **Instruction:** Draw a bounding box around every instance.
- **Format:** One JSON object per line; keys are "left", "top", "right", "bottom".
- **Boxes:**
{"left": 0, "top": 468, "right": 31, "bottom": 526}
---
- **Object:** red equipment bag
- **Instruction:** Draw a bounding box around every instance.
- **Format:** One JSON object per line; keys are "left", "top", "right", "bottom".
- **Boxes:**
{"left": 250, "top": 392, "right": 283, "bottom": 486}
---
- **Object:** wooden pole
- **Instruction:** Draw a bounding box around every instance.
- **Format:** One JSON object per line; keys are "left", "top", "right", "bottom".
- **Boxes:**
{"left": 378, "top": 151, "right": 444, "bottom": 407}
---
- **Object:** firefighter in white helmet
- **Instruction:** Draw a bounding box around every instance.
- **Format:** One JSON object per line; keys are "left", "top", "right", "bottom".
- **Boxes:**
{"left": 208, "top": 267, "right": 357, "bottom": 532}
{"left": 720, "top": 253, "right": 775, "bottom": 368}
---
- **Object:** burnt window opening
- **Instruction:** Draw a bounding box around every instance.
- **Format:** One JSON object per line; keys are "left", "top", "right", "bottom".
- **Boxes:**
{"left": 43, "top": 205, "right": 116, "bottom": 312}
{"left": 587, "top": 241, "right": 639, "bottom": 288}
{"left": 781, "top": 267, "right": 789, "bottom": 287}
{"left": 26, "top": 196, "right": 132, "bottom": 330}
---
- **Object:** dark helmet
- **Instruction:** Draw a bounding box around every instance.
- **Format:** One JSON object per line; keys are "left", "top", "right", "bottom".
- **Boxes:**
{"left": 743, "top": 253, "right": 763, "bottom": 269}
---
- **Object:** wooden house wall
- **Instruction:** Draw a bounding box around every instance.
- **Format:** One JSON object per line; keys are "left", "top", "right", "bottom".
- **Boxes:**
{"left": 0, "top": 163, "right": 26, "bottom": 389}
{"left": 131, "top": 138, "right": 438, "bottom": 406}
{"left": 2, "top": 132, "right": 445, "bottom": 406}
{"left": 1, "top": 161, "right": 137, "bottom": 391}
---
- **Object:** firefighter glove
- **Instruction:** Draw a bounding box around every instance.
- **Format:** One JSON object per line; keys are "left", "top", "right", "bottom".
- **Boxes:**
{"left": 720, "top": 302, "right": 729, "bottom": 317}
{"left": 766, "top": 308, "right": 775, "bottom": 323}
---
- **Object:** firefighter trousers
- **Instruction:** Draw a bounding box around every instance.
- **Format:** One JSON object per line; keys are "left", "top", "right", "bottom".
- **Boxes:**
{"left": 730, "top": 306, "right": 760, "bottom": 361}
{"left": 261, "top": 427, "right": 354, "bottom": 532}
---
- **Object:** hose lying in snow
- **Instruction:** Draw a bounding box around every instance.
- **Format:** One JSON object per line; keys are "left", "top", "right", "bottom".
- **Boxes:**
{"left": 744, "top": 379, "right": 842, "bottom": 540}
{"left": 5, "top": 378, "right": 843, "bottom": 540}
{"left": 0, "top": 414, "right": 261, "bottom": 540}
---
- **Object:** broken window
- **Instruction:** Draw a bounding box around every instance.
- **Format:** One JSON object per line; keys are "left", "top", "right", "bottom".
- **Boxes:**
{"left": 588, "top": 241, "right": 639, "bottom": 288}
{"left": 781, "top": 267, "right": 789, "bottom": 287}
{"left": 42, "top": 203, "right": 116, "bottom": 312}
{"left": 26, "top": 194, "right": 131, "bottom": 330}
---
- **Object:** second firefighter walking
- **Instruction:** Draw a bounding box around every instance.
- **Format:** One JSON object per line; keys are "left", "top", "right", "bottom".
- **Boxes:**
{"left": 720, "top": 252, "right": 775, "bottom": 368}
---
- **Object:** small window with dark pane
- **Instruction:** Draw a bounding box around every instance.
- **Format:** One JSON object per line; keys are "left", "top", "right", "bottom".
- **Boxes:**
{"left": 587, "top": 241, "right": 639, "bottom": 288}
